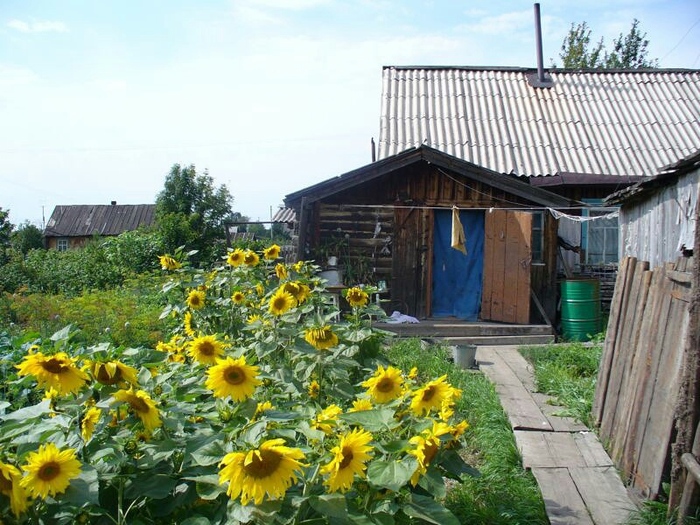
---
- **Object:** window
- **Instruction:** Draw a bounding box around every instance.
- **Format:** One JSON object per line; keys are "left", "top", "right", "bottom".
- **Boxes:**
{"left": 57, "top": 238, "right": 69, "bottom": 252}
{"left": 582, "top": 203, "right": 618, "bottom": 265}
{"left": 531, "top": 211, "right": 544, "bottom": 263}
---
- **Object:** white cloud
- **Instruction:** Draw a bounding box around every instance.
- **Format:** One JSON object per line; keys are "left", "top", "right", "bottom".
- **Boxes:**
{"left": 460, "top": 10, "right": 533, "bottom": 36}
{"left": 6, "top": 19, "right": 68, "bottom": 33}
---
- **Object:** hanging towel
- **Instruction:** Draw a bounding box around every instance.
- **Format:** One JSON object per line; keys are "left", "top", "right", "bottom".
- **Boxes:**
{"left": 451, "top": 206, "right": 467, "bottom": 255}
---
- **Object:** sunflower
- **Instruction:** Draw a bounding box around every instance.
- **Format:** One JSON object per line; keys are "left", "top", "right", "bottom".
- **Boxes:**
{"left": 344, "top": 287, "right": 369, "bottom": 308}
{"left": 349, "top": 398, "right": 373, "bottom": 412}
{"left": 0, "top": 461, "right": 28, "bottom": 517}
{"left": 81, "top": 406, "right": 102, "bottom": 441}
{"left": 188, "top": 335, "right": 225, "bottom": 365}
{"left": 313, "top": 404, "right": 342, "bottom": 434}
{"left": 361, "top": 365, "right": 404, "bottom": 404}
{"left": 231, "top": 290, "right": 246, "bottom": 304}
{"left": 186, "top": 289, "right": 206, "bottom": 310}
{"left": 226, "top": 248, "right": 245, "bottom": 267}
{"left": 158, "top": 254, "right": 181, "bottom": 271}
{"left": 16, "top": 351, "right": 89, "bottom": 396}
{"left": 408, "top": 367, "right": 419, "bottom": 380}
{"left": 409, "top": 375, "right": 461, "bottom": 416}
{"left": 275, "top": 263, "right": 288, "bottom": 280}
{"left": 320, "top": 428, "right": 374, "bottom": 493}
{"left": 112, "top": 389, "right": 162, "bottom": 431}
{"left": 219, "top": 438, "right": 306, "bottom": 505}
{"left": 205, "top": 356, "right": 261, "bottom": 401}
{"left": 450, "top": 420, "right": 470, "bottom": 441}
{"left": 263, "top": 244, "right": 281, "bottom": 260}
{"left": 243, "top": 249, "right": 260, "bottom": 266}
{"left": 20, "top": 443, "right": 81, "bottom": 499}
{"left": 92, "top": 360, "right": 139, "bottom": 386}
{"left": 282, "top": 281, "right": 310, "bottom": 304}
{"left": 292, "top": 261, "right": 305, "bottom": 273}
{"left": 255, "top": 400, "right": 274, "bottom": 417}
{"left": 268, "top": 289, "right": 295, "bottom": 316}
{"left": 304, "top": 326, "right": 338, "bottom": 350}
{"left": 408, "top": 421, "right": 453, "bottom": 485}
{"left": 307, "top": 380, "right": 320, "bottom": 399}
{"left": 183, "top": 311, "right": 196, "bottom": 336}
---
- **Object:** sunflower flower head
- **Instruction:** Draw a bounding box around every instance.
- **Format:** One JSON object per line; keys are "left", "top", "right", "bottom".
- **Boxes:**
{"left": 304, "top": 326, "right": 339, "bottom": 350}
{"left": 268, "top": 289, "right": 296, "bottom": 316}
{"left": 158, "top": 254, "right": 181, "bottom": 271}
{"left": 275, "top": 263, "right": 288, "bottom": 280}
{"left": 0, "top": 461, "right": 29, "bottom": 517}
{"left": 307, "top": 380, "right": 320, "bottom": 399}
{"left": 227, "top": 248, "right": 245, "bottom": 267}
{"left": 112, "top": 389, "right": 162, "bottom": 431}
{"left": 183, "top": 311, "right": 196, "bottom": 336}
{"left": 243, "top": 249, "right": 260, "bottom": 267}
{"left": 20, "top": 443, "right": 82, "bottom": 500}
{"left": 16, "top": 351, "right": 89, "bottom": 396}
{"left": 263, "top": 244, "right": 281, "bottom": 261}
{"left": 349, "top": 398, "right": 373, "bottom": 412}
{"left": 92, "top": 360, "right": 139, "bottom": 386}
{"left": 81, "top": 406, "right": 102, "bottom": 441}
{"left": 282, "top": 281, "right": 310, "bottom": 305}
{"left": 409, "top": 375, "right": 460, "bottom": 416}
{"left": 186, "top": 289, "right": 206, "bottom": 310}
{"left": 320, "top": 428, "right": 374, "bottom": 493}
{"left": 231, "top": 290, "right": 246, "bottom": 304}
{"left": 205, "top": 355, "right": 261, "bottom": 401}
{"left": 361, "top": 365, "right": 404, "bottom": 404}
{"left": 188, "top": 334, "right": 225, "bottom": 365}
{"left": 344, "top": 287, "right": 369, "bottom": 308}
{"left": 313, "top": 404, "right": 343, "bottom": 434}
{"left": 218, "top": 438, "right": 305, "bottom": 505}
{"left": 408, "top": 421, "right": 453, "bottom": 485}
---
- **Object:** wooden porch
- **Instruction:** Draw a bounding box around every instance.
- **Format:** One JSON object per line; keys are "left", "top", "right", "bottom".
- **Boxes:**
{"left": 374, "top": 318, "right": 556, "bottom": 346}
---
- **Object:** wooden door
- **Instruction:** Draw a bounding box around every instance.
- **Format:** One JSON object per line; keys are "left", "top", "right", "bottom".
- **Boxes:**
{"left": 481, "top": 210, "right": 532, "bottom": 324}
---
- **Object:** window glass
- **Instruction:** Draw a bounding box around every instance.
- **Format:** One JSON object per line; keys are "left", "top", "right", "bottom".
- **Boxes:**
{"left": 583, "top": 204, "right": 618, "bottom": 264}
{"left": 57, "top": 239, "right": 69, "bottom": 252}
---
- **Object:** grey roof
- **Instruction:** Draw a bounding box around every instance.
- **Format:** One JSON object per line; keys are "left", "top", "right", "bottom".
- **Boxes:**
{"left": 271, "top": 207, "right": 297, "bottom": 223}
{"left": 378, "top": 67, "right": 700, "bottom": 178}
{"left": 44, "top": 204, "right": 156, "bottom": 237}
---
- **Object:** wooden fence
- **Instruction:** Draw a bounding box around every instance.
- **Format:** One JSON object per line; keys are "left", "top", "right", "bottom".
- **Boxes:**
{"left": 593, "top": 255, "right": 697, "bottom": 511}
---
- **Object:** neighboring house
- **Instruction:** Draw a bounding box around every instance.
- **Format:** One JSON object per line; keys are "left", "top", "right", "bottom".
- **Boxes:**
{"left": 607, "top": 149, "right": 699, "bottom": 267}
{"left": 44, "top": 202, "right": 156, "bottom": 251}
{"left": 285, "top": 66, "right": 700, "bottom": 324}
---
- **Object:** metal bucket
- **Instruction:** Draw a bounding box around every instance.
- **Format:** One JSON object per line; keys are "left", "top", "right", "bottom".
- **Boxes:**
{"left": 453, "top": 344, "right": 477, "bottom": 369}
{"left": 560, "top": 278, "right": 601, "bottom": 342}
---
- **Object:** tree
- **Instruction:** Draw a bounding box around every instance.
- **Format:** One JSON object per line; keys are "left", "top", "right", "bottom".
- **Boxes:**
{"left": 11, "top": 222, "right": 44, "bottom": 255}
{"left": 558, "top": 19, "right": 658, "bottom": 69}
{"left": 155, "top": 164, "right": 234, "bottom": 263}
{"left": 0, "top": 207, "right": 15, "bottom": 265}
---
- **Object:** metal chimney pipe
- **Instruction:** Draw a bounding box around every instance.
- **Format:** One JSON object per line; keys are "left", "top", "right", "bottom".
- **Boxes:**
{"left": 534, "top": 3, "right": 545, "bottom": 82}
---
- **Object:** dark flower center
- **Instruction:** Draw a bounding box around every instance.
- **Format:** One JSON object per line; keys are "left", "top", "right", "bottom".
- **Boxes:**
{"left": 128, "top": 396, "right": 150, "bottom": 414}
{"left": 224, "top": 366, "right": 245, "bottom": 385}
{"left": 42, "top": 358, "right": 68, "bottom": 374}
{"left": 377, "top": 378, "right": 395, "bottom": 393}
{"left": 38, "top": 461, "right": 60, "bottom": 482}
{"left": 422, "top": 385, "right": 436, "bottom": 402}
{"left": 339, "top": 447, "right": 354, "bottom": 469}
{"left": 0, "top": 472, "right": 13, "bottom": 492}
{"left": 198, "top": 341, "right": 215, "bottom": 356}
{"left": 244, "top": 449, "right": 282, "bottom": 479}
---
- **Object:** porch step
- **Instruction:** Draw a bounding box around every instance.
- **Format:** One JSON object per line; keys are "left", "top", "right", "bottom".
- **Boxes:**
{"left": 436, "top": 334, "right": 556, "bottom": 346}
{"left": 376, "top": 321, "right": 554, "bottom": 338}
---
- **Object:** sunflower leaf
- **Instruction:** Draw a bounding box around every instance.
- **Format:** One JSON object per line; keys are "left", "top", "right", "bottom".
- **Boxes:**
{"left": 308, "top": 493, "right": 348, "bottom": 518}
{"left": 403, "top": 493, "right": 460, "bottom": 525}
{"left": 367, "top": 457, "right": 418, "bottom": 491}
{"left": 339, "top": 408, "right": 398, "bottom": 432}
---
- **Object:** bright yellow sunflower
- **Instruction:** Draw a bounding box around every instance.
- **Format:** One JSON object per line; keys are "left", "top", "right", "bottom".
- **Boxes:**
{"left": 231, "top": 290, "right": 246, "bottom": 304}
{"left": 183, "top": 311, "right": 196, "bottom": 336}
{"left": 227, "top": 248, "right": 245, "bottom": 267}
{"left": 304, "top": 326, "right": 338, "bottom": 350}
{"left": 218, "top": 438, "right": 306, "bottom": 505}
{"left": 349, "top": 398, "right": 373, "bottom": 412}
{"left": 292, "top": 261, "right": 305, "bottom": 273}
{"left": 20, "top": 443, "right": 81, "bottom": 499}
{"left": 255, "top": 400, "right": 274, "bottom": 417}
{"left": 186, "top": 289, "right": 206, "bottom": 310}
{"left": 268, "top": 289, "right": 295, "bottom": 316}
{"left": 361, "top": 365, "right": 404, "bottom": 404}
{"left": 275, "top": 263, "right": 288, "bottom": 280}
{"left": 205, "top": 356, "right": 261, "bottom": 401}
{"left": 409, "top": 375, "right": 460, "bottom": 416}
{"left": 408, "top": 420, "right": 453, "bottom": 485}
{"left": 408, "top": 367, "right": 419, "bottom": 380}
{"left": 263, "top": 244, "right": 281, "bottom": 260}
{"left": 313, "top": 404, "right": 343, "bottom": 434}
{"left": 81, "top": 406, "right": 102, "bottom": 441}
{"left": 243, "top": 249, "right": 260, "bottom": 266}
{"left": 91, "top": 360, "right": 139, "bottom": 386}
{"left": 344, "top": 287, "right": 369, "bottom": 308}
{"left": 0, "top": 461, "right": 28, "bottom": 517}
{"left": 16, "top": 351, "right": 89, "bottom": 396}
{"left": 112, "top": 389, "right": 162, "bottom": 431}
{"left": 282, "top": 281, "right": 310, "bottom": 305}
{"left": 320, "top": 428, "right": 374, "bottom": 493}
{"left": 188, "top": 335, "right": 225, "bottom": 365}
{"left": 307, "top": 380, "right": 320, "bottom": 399}
{"left": 158, "top": 254, "right": 181, "bottom": 271}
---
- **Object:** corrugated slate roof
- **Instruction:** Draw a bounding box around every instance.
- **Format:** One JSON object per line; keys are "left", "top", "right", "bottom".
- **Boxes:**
{"left": 378, "top": 67, "right": 700, "bottom": 178}
{"left": 44, "top": 204, "right": 156, "bottom": 237}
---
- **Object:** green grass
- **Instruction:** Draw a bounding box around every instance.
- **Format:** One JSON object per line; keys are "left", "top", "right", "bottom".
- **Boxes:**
{"left": 385, "top": 338, "right": 548, "bottom": 524}
{"left": 519, "top": 342, "right": 601, "bottom": 427}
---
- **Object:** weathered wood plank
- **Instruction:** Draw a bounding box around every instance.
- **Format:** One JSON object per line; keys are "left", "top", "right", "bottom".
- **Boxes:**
{"left": 515, "top": 212, "right": 532, "bottom": 324}
{"left": 573, "top": 431, "right": 615, "bottom": 468}
{"left": 531, "top": 392, "right": 589, "bottom": 432}
{"left": 530, "top": 467, "right": 594, "bottom": 525}
{"left": 516, "top": 431, "right": 613, "bottom": 469}
{"left": 481, "top": 209, "right": 496, "bottom": 320}
{"left": 503, "top": 211, "right": 520, "bottom": 323}
{"left": 569, "top": 466, "right": 635, "bottom": 525}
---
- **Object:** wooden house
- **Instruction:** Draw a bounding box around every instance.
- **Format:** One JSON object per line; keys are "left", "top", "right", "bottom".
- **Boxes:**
{"left": 285, "top": 145, "right": 569, "bottom": 323}
{"left": 44, "top": 202, "right": 156, "bottom": 250}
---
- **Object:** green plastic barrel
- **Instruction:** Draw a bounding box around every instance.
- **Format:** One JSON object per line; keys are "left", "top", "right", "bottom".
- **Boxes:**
{"left": 560, "top": 279, "right": 601, "bottom": 342}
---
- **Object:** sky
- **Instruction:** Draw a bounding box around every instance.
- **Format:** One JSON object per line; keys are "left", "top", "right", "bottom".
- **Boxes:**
{"left": 1, "top": 0, "right": 699, "bottom": 228}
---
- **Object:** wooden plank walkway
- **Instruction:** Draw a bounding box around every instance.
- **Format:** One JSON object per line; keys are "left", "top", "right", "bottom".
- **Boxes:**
{"left": 477, "top": 345, "right": 637, "bottom": 524}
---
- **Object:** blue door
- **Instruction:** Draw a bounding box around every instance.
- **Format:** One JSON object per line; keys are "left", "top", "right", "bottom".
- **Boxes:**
{"left": 431, "top": 210, "right": 484, "bottom": 320}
